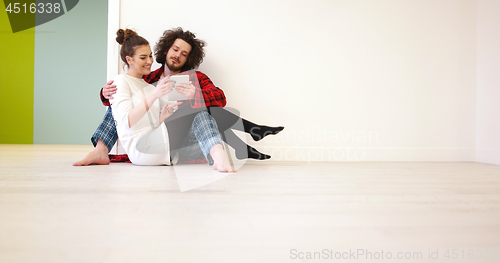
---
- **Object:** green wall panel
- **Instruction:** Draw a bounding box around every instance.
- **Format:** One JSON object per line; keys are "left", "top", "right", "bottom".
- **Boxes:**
{"left": 0, "top": 0, "right": 35, "bottom": 144}
{"left": 33, "top": 0, "right": 108, "bottom": 144}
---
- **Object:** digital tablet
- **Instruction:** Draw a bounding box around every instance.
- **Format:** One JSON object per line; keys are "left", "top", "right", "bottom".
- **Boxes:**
{"left": 166, "top": 74, "right": 189, "bottom": 101}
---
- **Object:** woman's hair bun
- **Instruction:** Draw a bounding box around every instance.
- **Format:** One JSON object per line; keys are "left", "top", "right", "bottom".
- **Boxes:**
{"left": 116, "top": 28, "right": 149, "bottom": 66}
{"left": 116, "top": 29, "right": 138, "bottom": 45}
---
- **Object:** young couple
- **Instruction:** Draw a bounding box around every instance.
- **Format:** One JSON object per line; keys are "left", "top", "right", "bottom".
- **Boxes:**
{"left": 74, "top": 28, "right": 283, "bottom": 172}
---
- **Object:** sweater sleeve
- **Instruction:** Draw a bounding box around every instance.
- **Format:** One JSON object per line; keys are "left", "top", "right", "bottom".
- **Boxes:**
{"left": 102, "top": 68, "right": 163, "bottom": 107}
{"left": 109, "top": 75, "right": 132, "bottom": 129}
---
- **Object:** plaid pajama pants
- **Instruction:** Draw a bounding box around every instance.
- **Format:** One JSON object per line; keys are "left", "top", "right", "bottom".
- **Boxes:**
{"left": 91, "top": 107, "right": 222, "bottom": 165}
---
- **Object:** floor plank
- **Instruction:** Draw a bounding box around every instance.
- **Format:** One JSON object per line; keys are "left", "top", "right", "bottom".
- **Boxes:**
{"left": 1, "top": 144, "right": 499, "bottom": 263}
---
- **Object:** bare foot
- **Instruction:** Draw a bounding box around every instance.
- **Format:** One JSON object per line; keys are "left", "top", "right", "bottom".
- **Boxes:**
{"left": 73, "top": 140, "right": 111, "bottom": 166}
{"left": 210, "top": 144, "right": 236, "bottom": 173}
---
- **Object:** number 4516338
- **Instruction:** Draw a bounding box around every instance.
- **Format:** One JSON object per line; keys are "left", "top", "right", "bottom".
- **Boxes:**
{"left": 5, "top": 3, "right": 61, "bottom": 14}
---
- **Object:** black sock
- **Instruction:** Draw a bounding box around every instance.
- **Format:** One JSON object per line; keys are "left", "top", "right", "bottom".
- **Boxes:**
{"left": 236, "top": 146, "right": 271, "bottom": 160}
{"left": 248, "top": 126, "right": 284, "bottom": 141}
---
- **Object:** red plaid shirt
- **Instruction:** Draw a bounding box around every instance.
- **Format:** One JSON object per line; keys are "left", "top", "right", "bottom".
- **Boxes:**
{"left": 100, "top": 67, "right": 226, "bottom": 108}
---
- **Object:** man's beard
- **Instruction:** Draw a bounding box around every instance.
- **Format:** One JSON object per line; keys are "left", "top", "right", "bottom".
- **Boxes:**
{"left": 166, "top": 58, "right": 183, "bottom": 72}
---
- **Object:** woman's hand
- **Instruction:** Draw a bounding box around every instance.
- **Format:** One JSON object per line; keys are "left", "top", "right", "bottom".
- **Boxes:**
{"left": 152, "top": 76, "right": 175, "bottom": 99}
{"left": 175, "top": 81, "right": 196, "bottom": 100}
{"left": 159, "top": 102, "right": 183, "bottom": 123}
{"left": 103, "top": 80, "right": 117, "bottom": 100}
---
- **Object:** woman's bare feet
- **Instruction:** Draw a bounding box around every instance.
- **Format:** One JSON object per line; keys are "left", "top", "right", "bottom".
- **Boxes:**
{"left": 73, "top": 139, "right": 111, "bottom": 166}
{"left": 210, "top": 144, "right": 236, "bottom": 173}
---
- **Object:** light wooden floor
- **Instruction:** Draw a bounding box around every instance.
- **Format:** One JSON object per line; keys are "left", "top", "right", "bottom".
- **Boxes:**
{"left": 1, "top": 144, "right": 500, "bottom": 263}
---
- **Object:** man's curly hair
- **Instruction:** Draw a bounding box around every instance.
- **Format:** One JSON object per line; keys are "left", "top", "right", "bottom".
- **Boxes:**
{"left": 154, "top": 27, "right": 206, "bottom": 72}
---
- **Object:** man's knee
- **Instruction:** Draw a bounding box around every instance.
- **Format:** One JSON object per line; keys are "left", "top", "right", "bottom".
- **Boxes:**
{"left": 193, "top": 111, "right": 220, "bottom": 133}
{"left": 194, "top": 111, "right": 212, "bottom": 123}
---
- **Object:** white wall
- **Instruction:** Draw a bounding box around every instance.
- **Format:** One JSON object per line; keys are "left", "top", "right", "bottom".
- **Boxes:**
{"left": 114, "top": 0, "right": 479, "bottom": 162}
{"left": 476, "top": 0, "right": 500, "bottom": 165}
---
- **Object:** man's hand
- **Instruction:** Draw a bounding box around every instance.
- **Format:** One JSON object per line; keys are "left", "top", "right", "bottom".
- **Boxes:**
{"left": 175, "top": 81, "right": 196, "bottom": 100}
{"left": 103, "top": 80, "right": 117, "bottom": 100}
